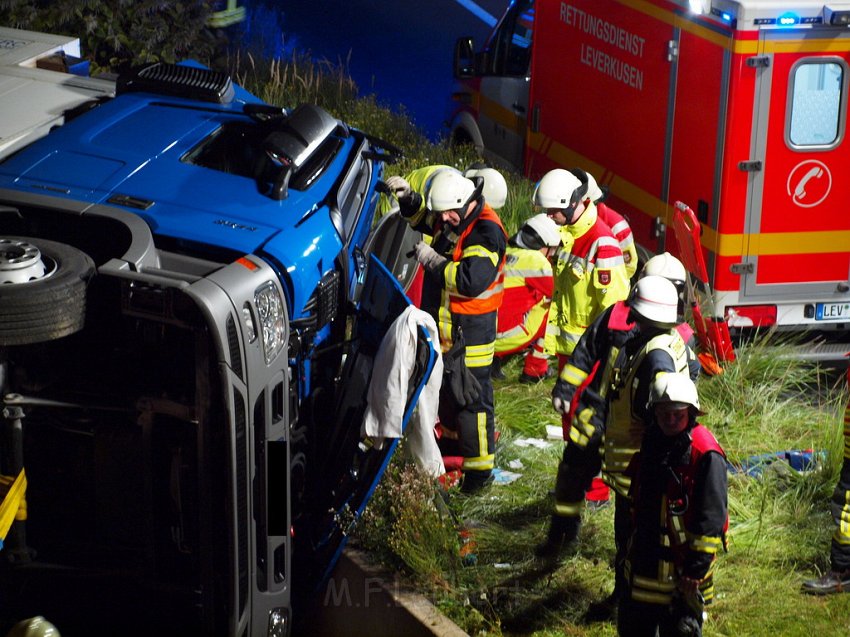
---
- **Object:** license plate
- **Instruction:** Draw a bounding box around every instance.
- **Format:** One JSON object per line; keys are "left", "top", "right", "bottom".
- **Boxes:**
{"left": 815, "top": 302, "right": 850, "bottom": 321}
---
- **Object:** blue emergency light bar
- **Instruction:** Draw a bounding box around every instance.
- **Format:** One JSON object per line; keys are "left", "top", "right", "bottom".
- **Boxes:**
{"left": 778, "top": 12, "right": 799, "bottom": 25}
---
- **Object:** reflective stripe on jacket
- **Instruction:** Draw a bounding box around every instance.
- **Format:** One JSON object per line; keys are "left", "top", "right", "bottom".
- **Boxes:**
{"left": 626, "top": 425, "right": 728, "bottom": 606}
{"left": 443, "top": 205, "right": 507, "bottom": 317}
{"left": 597, "top": 201, "right": 638, "bottom": 279}
{"left": 546, "top": 202, "right": 630, "bottom": 356}
{"left": 496, "top": 246, "right": 552, "bottom": 336}
{"left": 603, "top": 331, "right": 692, "bottom": 497}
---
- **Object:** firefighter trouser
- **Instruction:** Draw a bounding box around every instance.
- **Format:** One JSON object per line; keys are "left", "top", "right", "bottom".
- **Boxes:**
{"left": 613, "top": 492, "right": 630, "bottom": 594}
{"left": 552, "top": 354, "right": 608, "bottom": 513}
{"left": 495, "top": 304, "right": 550, "bottom": 377}
{"left": 831, "top": 456, "right": 850, "bottom": 571}
{"left": 617, "top": 594, "right": 702, "bottom": 637}
{"left": 438, "top": 312, "right": 496, "bottom": 475}
{"left": 553, "top": 438, "right": 600, "bottom": 519}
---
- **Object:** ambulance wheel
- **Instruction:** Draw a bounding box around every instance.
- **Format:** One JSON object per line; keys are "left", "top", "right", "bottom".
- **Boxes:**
{"left": 0, "top": 237, "right": 95, "bottom": 345}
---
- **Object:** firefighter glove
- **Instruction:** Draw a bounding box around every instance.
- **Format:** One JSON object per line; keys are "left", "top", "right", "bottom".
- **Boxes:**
{"left": 571, "top": 387, "right": 607, "bottom": 447}
{"left": 384, "top": 175, "right": 411, "bottom": 200}
{"left": 415, "top": 241, "right": 447, "bottom": 272}
{"left": 443, "top": 335, "right": 481, "bottom": 408}
{"left": 552, "top": 379, "right": 571, "bottom": 414}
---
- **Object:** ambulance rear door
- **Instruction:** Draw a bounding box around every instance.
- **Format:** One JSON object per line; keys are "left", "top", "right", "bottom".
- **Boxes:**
{"left": 741, "top": 24, "right": 850, "bottom": 325}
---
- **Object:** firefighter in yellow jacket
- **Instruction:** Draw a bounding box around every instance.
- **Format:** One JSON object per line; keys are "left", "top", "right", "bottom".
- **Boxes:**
{"left": 385, "top": 169, "right": 507, "bottom": 493}
{"left": 537, "top": 168, "right": 630, "bottom": 362}
{"left": 493, "top": 214, "right": 561, "bottom": 383}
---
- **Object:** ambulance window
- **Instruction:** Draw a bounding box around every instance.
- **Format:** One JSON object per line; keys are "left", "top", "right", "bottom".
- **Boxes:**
{"left": 788, "top": 60, "right": 845, "bottom": 148}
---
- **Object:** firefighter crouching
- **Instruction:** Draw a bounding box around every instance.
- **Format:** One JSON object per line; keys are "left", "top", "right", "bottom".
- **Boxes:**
{"left": 492, "top": 214, "right": 561, "bottom": 383}
{"left": 385, "top": 170, "right": 507, "bottom": 493}
{"left": 802, "top": 360, "right": 850, "bottom": 594}
{"left": 619, "top": 374, "right": 728, "bottom": 637}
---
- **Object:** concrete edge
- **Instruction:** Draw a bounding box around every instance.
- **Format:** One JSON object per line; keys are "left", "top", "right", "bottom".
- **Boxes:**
{"left": 309, "top": 547, "right": 469, "bottom": 637}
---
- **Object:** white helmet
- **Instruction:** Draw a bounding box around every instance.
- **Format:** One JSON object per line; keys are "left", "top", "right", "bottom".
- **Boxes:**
{"left": 532, "top": 168, "right": 587, "bottom": 211}
{"left": 425, "top": 170, "right": 477, "bottom": 212}
{"left": 575, "top": 169, "right": 604, "bottom": 203}
{"left": 642, "top": 252, "right": 686, "bottom": 287}
{"left": 649, "top": 373, "right": 701, "bottom": 412}
{"left": 629, "top": 275, "right": 679, "bottom": 327}
{"left": 515, "top": 213, "right": 561, "bottom": 250}
{"left": 465, "top": 167, "right": 508, "bottom": 209}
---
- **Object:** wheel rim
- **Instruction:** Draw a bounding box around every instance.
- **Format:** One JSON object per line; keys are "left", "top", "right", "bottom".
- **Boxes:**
{"left": 0, "top": 238, "right": 56, "bottom": 284}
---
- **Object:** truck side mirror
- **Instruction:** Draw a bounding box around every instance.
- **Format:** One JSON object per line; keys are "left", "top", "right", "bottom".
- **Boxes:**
{"left": 454, "top": 37, "right": 475, "bottom": 78}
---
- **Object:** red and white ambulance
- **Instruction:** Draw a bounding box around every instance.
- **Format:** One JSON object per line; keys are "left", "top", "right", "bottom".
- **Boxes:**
{"left": 449, "top": 0, "right": 850, "bottom": 359}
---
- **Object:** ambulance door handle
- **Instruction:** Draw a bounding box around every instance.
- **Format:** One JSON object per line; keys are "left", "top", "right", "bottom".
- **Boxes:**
{"left": 731, "top": 263, "right": 754, "bottom": 275}
{"left": 738, "top": 160, "right": 762, "bottom": 172}
{"left": 746, "top": 56, "right": 770, "bottom": 68}
{"left": 531, "top": 104, "right": 541, "bottom": 133}
{"left": 512, "top": 103, "right": 526, "bottom": 114}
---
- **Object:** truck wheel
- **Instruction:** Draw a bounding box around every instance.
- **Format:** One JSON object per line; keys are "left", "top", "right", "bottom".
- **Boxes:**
{"left": 0, "top": 237, "right": 95, "bottom": 345}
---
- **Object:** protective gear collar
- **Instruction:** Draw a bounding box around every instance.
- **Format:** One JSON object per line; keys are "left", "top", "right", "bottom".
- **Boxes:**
{"left": 515, "top": 213, "right": 561, "bottom": 250}
{"left": 465, "top": 167, "right": 508, "bottom": 209}
{"left": 629, "top": 275, "right": 679, "bottom": 328}
{"left": 414, "top": 240, "right": 447, "bottom": 271}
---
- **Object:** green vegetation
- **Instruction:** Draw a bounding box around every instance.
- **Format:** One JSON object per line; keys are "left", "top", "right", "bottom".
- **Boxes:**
{"left": 5, "top": 10, "right": 848, "bottom": 633}
{"left": 357, "top": 342, "right": 849, "bottom": 636}
{"left": 0, "top": 0, "right": 219, "bottom": 71}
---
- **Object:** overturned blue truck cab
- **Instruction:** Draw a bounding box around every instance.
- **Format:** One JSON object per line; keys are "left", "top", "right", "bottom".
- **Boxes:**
{"left": 0, "top": 59, "right": 433, "bottom": 636}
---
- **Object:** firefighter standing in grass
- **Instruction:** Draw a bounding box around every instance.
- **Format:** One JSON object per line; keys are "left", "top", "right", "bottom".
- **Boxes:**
{"left": 619, "top": 374, "right": 727, "bottom": 637}
{"left": 492, "top": 214, "right": 561, "bottom": 383}
{"left": 802, "top": 359, "right": 850, "bottom": 594}
{"left": 577, "top": 169, "right": 639, "bottom": 280}
{"left": 535, "top": 167, "right": 630, "bottom": 509}
{"left": 386, "top": 170, "right": 507, "bottom": 493}
{"left": 538, "top": 275, "right": 698, "bottom": 618}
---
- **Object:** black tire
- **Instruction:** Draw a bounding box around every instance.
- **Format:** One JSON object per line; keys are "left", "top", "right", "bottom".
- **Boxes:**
{"left": 0, "top": 237, "right": 95, "bottom": 345}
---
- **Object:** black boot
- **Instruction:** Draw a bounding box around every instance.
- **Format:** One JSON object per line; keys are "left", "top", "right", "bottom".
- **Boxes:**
{"left": 802, "top": 569, "right": 850, "bottom": 594}
{"left": 490, "top": 356, "right": 506, "bottom": 380}
{"left": 534, "top": 515, "right": 580, "bottom": 560}
{"left": 461, "top": 469, "right": 493, "bottom": 494}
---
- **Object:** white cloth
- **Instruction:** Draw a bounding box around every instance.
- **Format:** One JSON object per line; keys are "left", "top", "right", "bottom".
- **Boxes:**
{"left": 362, "top": 305, "right": 445, "bottom": 477}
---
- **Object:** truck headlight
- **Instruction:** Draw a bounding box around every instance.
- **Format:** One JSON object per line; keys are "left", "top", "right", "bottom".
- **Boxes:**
{"left": 255, "top": 281, "right": 286, "bottom": 365}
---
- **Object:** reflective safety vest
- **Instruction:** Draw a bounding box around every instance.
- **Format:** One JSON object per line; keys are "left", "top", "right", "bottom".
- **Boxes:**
{"left": 628, "top": 426, "right": 728, "bottom": 606}
{"left": 496, "top": 246, "right": 552, "bottom": 338}
{"left": 443, "top": 205, "right": 506, "bottom": 316}
{"left": 602, "top": 331, "right": 691, "bottom": 497}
